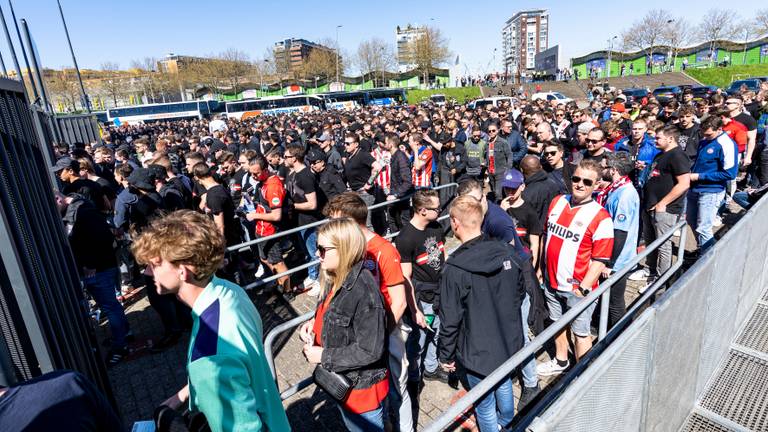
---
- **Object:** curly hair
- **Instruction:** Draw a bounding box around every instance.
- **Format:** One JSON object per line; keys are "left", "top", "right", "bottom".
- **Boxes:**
{"left": 131, "top": 210, "right": 224, "bottom": 281}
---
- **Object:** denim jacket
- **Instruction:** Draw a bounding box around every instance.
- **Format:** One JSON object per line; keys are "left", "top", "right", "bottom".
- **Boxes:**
{"left": 319, "top": 261, "right": 388, "bottom": 389}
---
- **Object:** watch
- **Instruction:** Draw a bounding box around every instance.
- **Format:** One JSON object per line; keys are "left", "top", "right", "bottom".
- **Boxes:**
{"left": 578, "top": 286, "right": 591, "bottom": 296}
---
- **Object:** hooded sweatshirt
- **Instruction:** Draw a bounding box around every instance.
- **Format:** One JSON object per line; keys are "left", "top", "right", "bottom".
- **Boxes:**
{"left": 438, "top": 234, "right": 527, "bottom": 376}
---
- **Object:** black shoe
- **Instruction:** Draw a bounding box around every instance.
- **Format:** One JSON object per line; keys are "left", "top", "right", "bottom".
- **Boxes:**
{"left": 106, "top": 347, "right": 128, "bottom": 367}
{"left": 423, "top": 368, "right": 449, "bottom": 384}
{"left": 150, "top": 332, "right": 182, "bottom": 353}
{"left": 518, "top": 385, "right": 541, "bottom": 411}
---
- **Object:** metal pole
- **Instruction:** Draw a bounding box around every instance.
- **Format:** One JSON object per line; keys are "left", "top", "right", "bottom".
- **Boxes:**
{"left": 0, "top": 5, "right": 22, "bottom": 86}
{"left": 8, "top": 0, "right": 38, "bottom": 102}
{"left": 0, "top": 50, "right": 6, "bottom": 77}
{"left": 21, "top": 20, "right": 52, "bottom": 113}
{"left": 335, "top": 25, "right": 342, "bottom": 83}
{"left": 57, "top": 0, "right": 90, "bottom": 112}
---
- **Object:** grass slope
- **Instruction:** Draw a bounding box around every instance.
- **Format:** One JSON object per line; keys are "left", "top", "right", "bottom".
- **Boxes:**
{"left": 686, "top": 64, "right": 768, "bottom": 88}
{"left": 406, "top": 87, "right": 482, "bottom": 104}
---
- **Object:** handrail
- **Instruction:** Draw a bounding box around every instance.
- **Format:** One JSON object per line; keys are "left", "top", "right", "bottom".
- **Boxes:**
{"left": 422, "top": 219, "right": 688, "bottom": 432}
{"left": 226, "top": 182, "right": 458, "bottom": 253}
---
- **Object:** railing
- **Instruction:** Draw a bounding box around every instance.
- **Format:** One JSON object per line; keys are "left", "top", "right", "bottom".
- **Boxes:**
{"left": 422, "top": 219, "right": 688, "bottom": 432}
{"left": 264, "top": 211, "right": 688, "bottom": 415}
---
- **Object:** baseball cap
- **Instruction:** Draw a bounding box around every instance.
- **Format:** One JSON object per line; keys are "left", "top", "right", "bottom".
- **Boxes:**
{"left": 306, "top": 149, "right": 327, "bottom": 164}
{"left": 578, "top": 122, "right": 594, "bottom": 134}
{"left": 611, "top": 103, "right": 626, "bottom": 113}
{"left": 50, "top": 157, "right": 80, "bottom": 173}
{"left": 127, "top": 168, "right": 157, "bottom": 191}
{"left": 501, "top": 168, "right": 525, "bottom": 189}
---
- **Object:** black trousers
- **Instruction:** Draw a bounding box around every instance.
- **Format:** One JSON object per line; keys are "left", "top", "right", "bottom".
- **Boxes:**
{"left": 144, "top": 274, "right": 192, "bottom": 335}
{"left": 608, "top": 273, "right": 628, "bottom": 328}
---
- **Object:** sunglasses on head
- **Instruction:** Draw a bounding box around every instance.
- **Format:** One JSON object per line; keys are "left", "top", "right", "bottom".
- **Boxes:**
{"left": 317, "top": 245, "right": 336, "bottom": 258}
{"left": 571, "top": 175, "right": 595, "bottom": 187}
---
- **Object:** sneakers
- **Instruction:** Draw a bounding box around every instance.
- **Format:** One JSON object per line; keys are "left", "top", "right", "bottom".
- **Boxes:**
{"left": 628, "top": 267, "right": 650, "bottom": 281}
{"left": 713, "top": 215, "right": 723, "bottom": 228}
{"left": 518, "top": 385, "right": 541, "bottom": 411}
{"left": 536, "top": 358, "right": 569, "bottom": 377}
{"left": 423, "top": 368, "right": 450, "bottom": 384}
{"left": 106, "top": 347, "right": 128, "bottom": 367}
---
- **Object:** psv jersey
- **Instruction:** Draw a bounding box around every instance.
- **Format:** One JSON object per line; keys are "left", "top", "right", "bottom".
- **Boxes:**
{"left": 412, "top": 146, "right": 433, "bottom": 188}
{"left": 545, "top": 195, "right": 614, "bottom": 292}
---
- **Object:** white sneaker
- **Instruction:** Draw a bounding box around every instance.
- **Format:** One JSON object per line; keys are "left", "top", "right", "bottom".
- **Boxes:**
{"left": 628, "top": 268, "right": 650, "bottom": 281}
{"left": 307, "top": 280, "right": 322, "bottom": 297}
{"left": 713, "top": 215, "right": 723, "bottom": 227}
{"left": 255, "top": 264, "right": 265, "bottom": 278}
{"left": 537, "top": 358, "right": 569, "bottom": 377}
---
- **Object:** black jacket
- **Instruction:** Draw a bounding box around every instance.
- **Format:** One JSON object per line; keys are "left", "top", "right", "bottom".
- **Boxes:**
{"left": 63, "top": 194, "right": 118, "bottom": 276}
{"left": 319, "top": 261, "right": 388, "bottom": 389}
{"left": 389, "top": 149, "right": 413, "bottom": 198}
{"left": 522, "top": 170, "right": 561, "bottom": 224}
{"left": 438, "top": 235, "right": 527, "bottom": 376}
{"left": 316, "top": 167, "right": 347, "bottom": 200}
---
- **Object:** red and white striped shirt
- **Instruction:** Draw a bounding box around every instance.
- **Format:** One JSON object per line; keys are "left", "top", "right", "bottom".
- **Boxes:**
{"left": 412, "top": 147, "right": 433, "bottom": 188}
{"left": 371, "top": 148, "right": 391, "bottom": 190}
{"left": 545, "top": 195, "right": 614, "bottom": 292}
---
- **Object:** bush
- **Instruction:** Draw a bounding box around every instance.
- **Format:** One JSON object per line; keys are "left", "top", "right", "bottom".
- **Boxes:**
{"left": 406, "top": 87, "right": 482, "bottom": 104}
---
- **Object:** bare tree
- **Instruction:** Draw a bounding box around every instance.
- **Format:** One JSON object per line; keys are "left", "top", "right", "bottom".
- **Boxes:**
{"left": 699, "top": 9, "right": 740, "bottom": 63}
{"left": 219, "top": 48, "right": 252, "bottom": 95}
{"left": 99, "top": 62, "right": 128, "bottom": 106}
{"left": 48, "top": 68, "right": 81, "bottom": 112}
{"left": 622, "top": 9, "right": 675, "bottom": 66}
{"left": 407, "top": 26, "right": 451, "bottom": 86}
{"left": 757, "top": 9, "right": 768, "bottom": 37}
{"left": 301, "top": 46, "right": 341, "bottom": 81}
{"left": 661, "top": 18, "right": 693, "bottom": 70}
{"left": 355, "top": 38, "right": 395, "bottom": 86}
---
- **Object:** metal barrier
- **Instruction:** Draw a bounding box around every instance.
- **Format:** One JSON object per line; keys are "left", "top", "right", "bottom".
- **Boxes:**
{"left": 227, "top": 182, "right": 458, "bottom": 254}
{"left": 422, "top": 219, "right": 688, "bottom": 432}
{"left": 521, "top": 196, "right": 768, "bottom": 432}
{"left": 53, "top": 113, "right": 101, "bottom": 146}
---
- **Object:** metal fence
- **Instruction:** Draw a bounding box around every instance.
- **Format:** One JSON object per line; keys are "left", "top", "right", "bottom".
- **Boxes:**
{"left": 54, "top": 113, "right": 101, "bottom": 146}
{"left": 521, "top": 196, "right": 768, "bottom": 432}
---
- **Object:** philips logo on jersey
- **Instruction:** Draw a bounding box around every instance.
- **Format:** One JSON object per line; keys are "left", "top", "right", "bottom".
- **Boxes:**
{"left": 547, "top": 221, "right": 582, "bottom": 242}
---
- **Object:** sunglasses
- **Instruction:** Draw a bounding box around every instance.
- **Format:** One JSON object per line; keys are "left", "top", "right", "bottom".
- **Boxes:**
{"left": 544, "top": 151, "right": 559, "bottom": 157}
{"left": 571, "top": 175, "right": 595, "bottom": 187}
{"left": 317, "top": 245, "right": 336, "bottom": 258}
{"left": 423, "top": 206, "right": 442, "bottom": 213}
{"left": 488, "top": 129, "right": 498, "bottom": 133}
{"left": 586, "top": 138, "right": 602, "bottom": 144}
{"left": 344, "top": 141, "right": 355, "bottom": 146}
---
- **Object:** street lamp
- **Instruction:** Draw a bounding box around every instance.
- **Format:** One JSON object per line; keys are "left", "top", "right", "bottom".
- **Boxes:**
{"left": 335, "top": 25, "right": 342, "bottom": 84}
{"left": 259, "top": 59, "right": 269, "bottom": 97}
{"left": 606, "top": 36, "right": 617, "bottom": 78}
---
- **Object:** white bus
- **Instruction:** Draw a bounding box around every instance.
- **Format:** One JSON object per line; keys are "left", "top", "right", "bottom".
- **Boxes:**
{"left": 225, "top": 95, "right": 325, "bottom": 120}
{"left": 106, "top": 100, "right": 220, "bottom": 125}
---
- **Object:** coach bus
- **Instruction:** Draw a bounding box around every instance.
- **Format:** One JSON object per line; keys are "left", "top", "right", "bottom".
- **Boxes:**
{"left": 319, "top": 88, "right": 407, "bottom": 109}
{"left": 107, "top": 100, "right": 220, "bottom": 125}
{"left": 364, "top": 88, "right": 406, "bottom": 106}
{"left": 225, "top": 95, "right": 325, "bottom": 120}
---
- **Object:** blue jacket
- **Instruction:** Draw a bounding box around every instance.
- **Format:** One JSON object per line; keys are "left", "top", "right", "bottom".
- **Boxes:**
{"left": 616, "top": 134, "right": 660, "bottom": 186}
{"left": 691, "top": 132, "right": 738, "bottom": 193}
{"left": 503, "top": 130, "right": 529, "bottom": 165}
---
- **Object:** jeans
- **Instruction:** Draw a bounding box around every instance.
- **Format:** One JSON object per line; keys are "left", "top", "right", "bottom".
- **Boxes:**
{"left": 406, "top": 300, "right": 440, "bottom": 381}
{"left": 338, "top": 404, "right": 384, "bottom": 432}
{"left": 299, "top": 227, "right": 318, "bottom": 281}
{"left": 733, "top": 191, "right": 752, "bottom": 210}
{"left": 643, "top": 210, "right": 679, "bottom": 277}
{"left": 465, "top": 370, "right": 515, "bottom": 432}
{"left": 520, "top": 294, "right": 538, "bottom": 388}
{"left": 386, "top": 321, "right": 413, "bottom": 432}
{"left": 83, "top": 267, "right": 129, "bottom": 350}
{"left": 686, "top": 190, "right": 725, "bottom": 252}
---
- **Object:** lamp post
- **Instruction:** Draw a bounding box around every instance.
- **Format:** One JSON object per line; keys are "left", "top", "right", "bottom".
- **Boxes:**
{"left": 743, "top": 27, "right": 750, "bottom": 65}
{"left": 335, "top": 25, "right": 342, "bottom": 84}
{"left": 260, "top": 59, "right": 269, "bottom": 97}
{"left": 666, "top": 19, "right": 676, "bottom": 71}
{"left": 606, "top": 36, "right": 617, "bottom": 78}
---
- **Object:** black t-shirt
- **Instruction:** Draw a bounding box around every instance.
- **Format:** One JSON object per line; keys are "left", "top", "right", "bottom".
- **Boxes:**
{"left": 582, "top": 150, "right": 608, "bottom": 165}
{"left": 395, "top": 221, "right": 445, "bottom": 285}
{"left": 677, "top": 124, "right": 700, "bottom": 163}
{"left": 64, "top": 179, "right": 107, "bottom": 211}
{"left": 205, "top": 184, "right": 241, "bottom": 246}
{"left": 745, "top": 102, "right": 761, "bottom": 120}
{"left": 343, "top": 149, "right": 375, "bottom": 191}
{"left": 733, "top": 112, "right": 757, "bottom": 131}
{"left": 287, "top": 167, "right": 323, "bottom": 226}
{"left": 506, "top": 201, "right": 543, "bottom": 249}
{"left": 643, "top": 146, "right": 691, "bottom": 214}
{"left": 0, "top": 370, "right": 123, "bottom": 432}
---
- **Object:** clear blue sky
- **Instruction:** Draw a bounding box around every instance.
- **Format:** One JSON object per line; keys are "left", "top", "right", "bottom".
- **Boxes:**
{"left": 3, "top": 0, "right": 765, "bottom": 76}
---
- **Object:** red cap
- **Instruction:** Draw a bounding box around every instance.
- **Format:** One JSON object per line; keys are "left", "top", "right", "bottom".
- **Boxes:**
{"left": 611, "top": 103, "right": 626, "bottom": 113}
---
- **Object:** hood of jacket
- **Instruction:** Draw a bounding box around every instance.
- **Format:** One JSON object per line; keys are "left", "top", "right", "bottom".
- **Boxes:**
{"left": 525, "top": 170, "right": 550, "bottom": 186}
{"left": 446, "top": 235, "right": 514, "bottom": 275}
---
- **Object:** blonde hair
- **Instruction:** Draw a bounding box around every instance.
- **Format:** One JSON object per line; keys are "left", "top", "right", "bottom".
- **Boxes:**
{"left": 449, "top": 194, "right": 483, "bottom": 229}
{"left": 317, "top": 218, "right": 366, "bottom": 296}
{"left": 131, "top": 210, "right": 225, "bottom": 281}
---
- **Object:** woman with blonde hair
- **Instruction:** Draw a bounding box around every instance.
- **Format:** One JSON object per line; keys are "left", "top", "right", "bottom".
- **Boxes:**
{"left": 300, "top": 218, "right": 388, "bottom": 432}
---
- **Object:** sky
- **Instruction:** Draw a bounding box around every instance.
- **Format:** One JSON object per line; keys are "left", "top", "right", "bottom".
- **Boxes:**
{"left": 2, "top": 0, "right": 766, "bottom": 77}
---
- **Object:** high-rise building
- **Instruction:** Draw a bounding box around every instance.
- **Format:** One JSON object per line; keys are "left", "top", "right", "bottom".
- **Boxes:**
{"left": 272, "top": 38, "right": 336, "bottom": 73}
{"left": 502, "top": 9, "right": 549, "bottom": 77}
{"left": 396, "top": 24, "right": 426, "bottom": 73}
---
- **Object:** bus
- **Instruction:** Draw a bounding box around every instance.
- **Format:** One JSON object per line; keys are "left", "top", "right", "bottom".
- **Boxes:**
{"left": 225, "top": 95, "right": 325, "bottom": 120}
{"left": 318, "top": 88, "right": 407, "bottom": 110}
{"left": 107, "top": 100, "right": 221, "bottom": 125}
{"left": 364, "top": 88, "right": 406, "bottom": 106}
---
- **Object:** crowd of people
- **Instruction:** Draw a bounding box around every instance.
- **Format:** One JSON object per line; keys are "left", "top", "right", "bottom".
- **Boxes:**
{"left": 15, "top": 73, "right": 767, "bottom": 432}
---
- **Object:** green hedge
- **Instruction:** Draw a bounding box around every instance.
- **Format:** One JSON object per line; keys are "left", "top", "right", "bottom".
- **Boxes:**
{"left": 406, "top": 87, "right": 481, "bottom": 104}
{"left": 686, "top": 64, "right": 768, "bottom": 88}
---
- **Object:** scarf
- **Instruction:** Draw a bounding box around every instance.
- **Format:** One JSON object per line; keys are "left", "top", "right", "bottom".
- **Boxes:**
{"left": 596, "top": 175, "right": 631, "bottom": 207}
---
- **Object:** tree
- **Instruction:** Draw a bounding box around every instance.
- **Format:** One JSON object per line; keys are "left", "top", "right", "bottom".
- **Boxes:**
{"left": 355, "top": 38, "right": 395, "bottom": 86}
{"left": 698, "top": 9, "right": 740, "bottom": 63}
{"left": 407, "top": 26, "right": 451, "bottom": 86}
{"left": 301, "top": 47, "right": 340, "bottom": 81}
{"left": 129, "top": 57, "right": 160, "bottom": 103}
{"left": 99, "top": 62, "right": 128, "bottom": 106}
{"left": 757, "top": 9, "right": 768, "bottom": 37}
{"left": 219, "top": 48, "right": 253, "bottom": 95}
{"left": 622, "top": 9, "right": 675, "bottom": 64}
{"left": 660, "top": 17, "right": 693, "bottom": 70}
{"left": 48, "top": 68, "right": 81, "bottom": 112}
